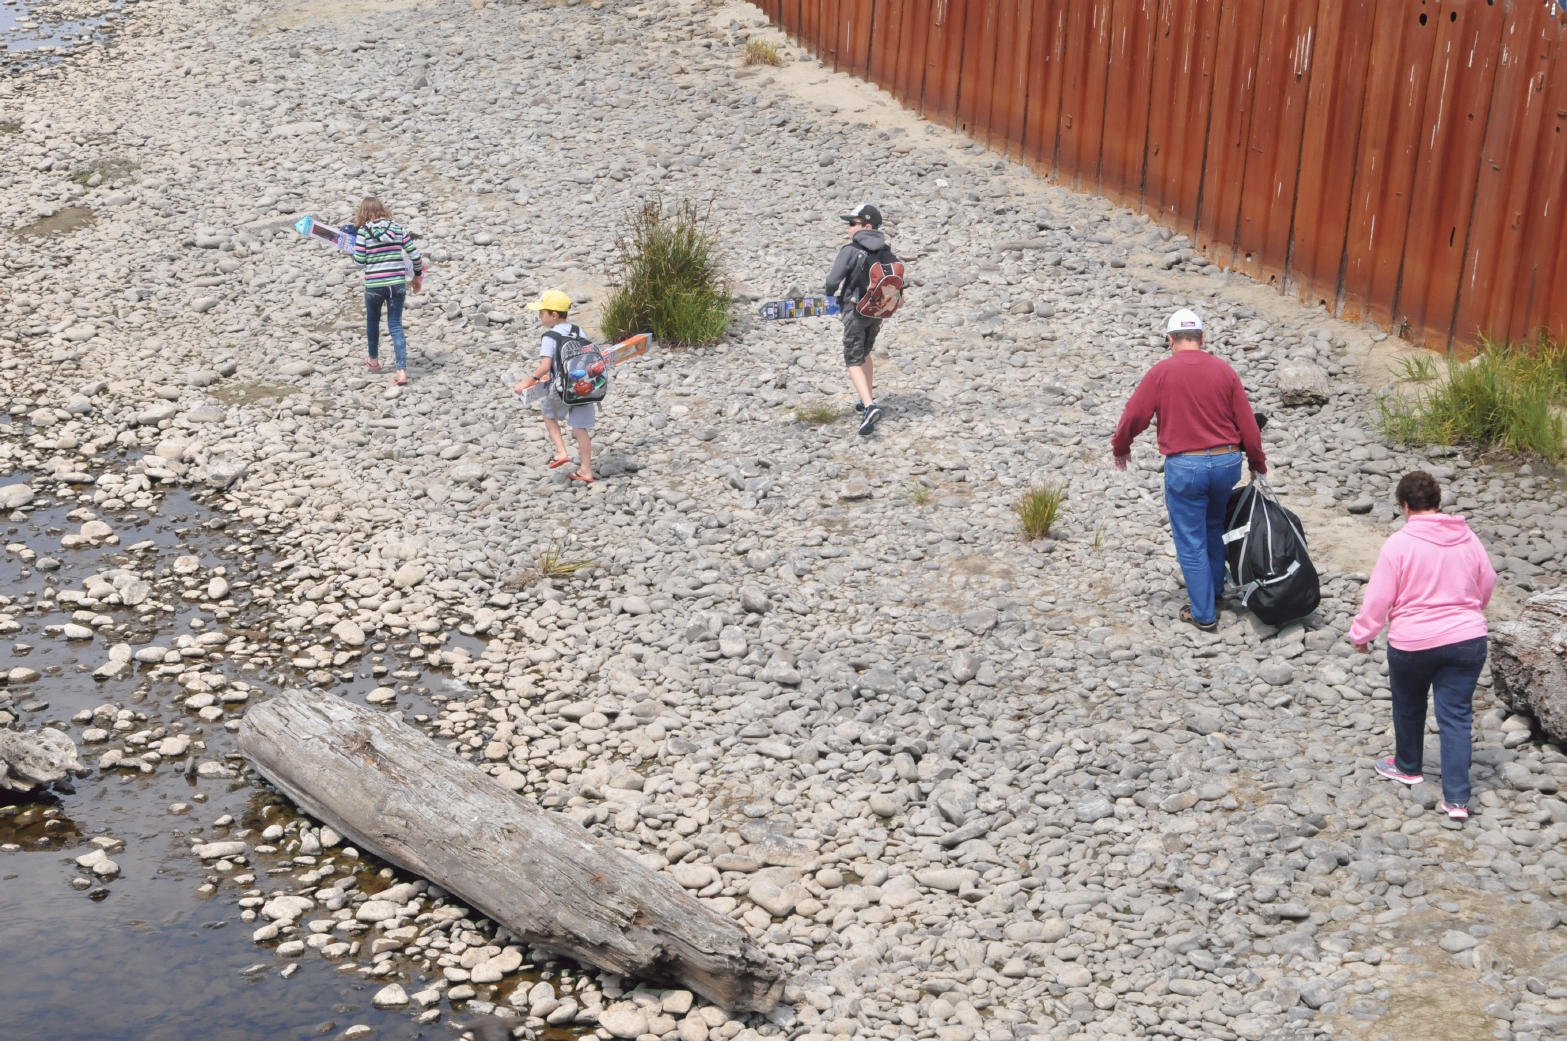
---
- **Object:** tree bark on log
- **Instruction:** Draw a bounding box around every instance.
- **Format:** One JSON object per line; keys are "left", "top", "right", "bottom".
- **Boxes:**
{"left": 1490, "top": 588, "right": 1567, "bottom": 744}
{"left": 237, "top": 689, "right": 783, "bottom": 1012}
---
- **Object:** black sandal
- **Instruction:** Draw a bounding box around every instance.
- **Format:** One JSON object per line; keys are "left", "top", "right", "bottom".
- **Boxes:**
{"left": 1181, "top": 606, "right": 1218, "bottom": 633}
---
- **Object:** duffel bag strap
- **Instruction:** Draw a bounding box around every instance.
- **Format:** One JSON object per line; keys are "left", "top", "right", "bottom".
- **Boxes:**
{"left": 1237, "top": 558, "right": 1302, "bottom": 605}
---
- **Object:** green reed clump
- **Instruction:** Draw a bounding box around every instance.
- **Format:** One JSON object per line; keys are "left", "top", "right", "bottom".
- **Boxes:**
{"left": 1015, "top": 484, "right": 1065, "bottom": 540}
{"left": 1380, "top": 338, "right": 1567, "bottom": 461}
{"left": 600, "top": 198, "right": 732, "bottom": 347}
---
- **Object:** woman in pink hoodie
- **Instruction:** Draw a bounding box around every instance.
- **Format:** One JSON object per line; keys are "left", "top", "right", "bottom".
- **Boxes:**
{"left": 1349, "top": 471, "right": 1496, "bottom": 821}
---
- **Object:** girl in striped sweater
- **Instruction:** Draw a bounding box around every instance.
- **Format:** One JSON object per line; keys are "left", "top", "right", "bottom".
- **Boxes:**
{"left": 351, "top": 197, "right": 424, "bottom": 385}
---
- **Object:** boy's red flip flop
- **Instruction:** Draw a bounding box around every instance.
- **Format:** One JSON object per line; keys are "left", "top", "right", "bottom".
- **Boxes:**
{"left": 569, "top": 473, "right": 594, "bottom": 484}
{"left": 547, "top": 457, "right": 572, "bottom": 469}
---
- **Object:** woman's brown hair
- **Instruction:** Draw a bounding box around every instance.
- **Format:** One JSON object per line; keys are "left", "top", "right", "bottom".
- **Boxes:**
{"left": 1395, "top": 470, "right": 1442, "bottom": 512}
{"left": 354, "top": 197, "right": 392, "bottom": 227}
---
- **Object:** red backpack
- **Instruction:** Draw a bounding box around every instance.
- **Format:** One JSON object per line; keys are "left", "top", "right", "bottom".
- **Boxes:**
{"left": 854, "top": 243, "right": 905, "bottom": 319}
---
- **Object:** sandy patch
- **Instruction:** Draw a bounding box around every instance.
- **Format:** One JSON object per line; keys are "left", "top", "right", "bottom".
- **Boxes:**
{"left": 260, "top": 0, "right": 428, "bottom": 31}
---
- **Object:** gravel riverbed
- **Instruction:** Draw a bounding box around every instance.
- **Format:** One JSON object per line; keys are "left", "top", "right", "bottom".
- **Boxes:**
{"left": 6, "top": 2, "right": 1567, "bottom": 1040}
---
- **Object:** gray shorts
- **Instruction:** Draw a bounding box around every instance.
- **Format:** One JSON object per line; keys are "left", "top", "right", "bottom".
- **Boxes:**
{"left": 842, "top": 309, "right": 882, "bottom": 367}
{"left": 539, "top": 393, "right": 596, "bottom": 429}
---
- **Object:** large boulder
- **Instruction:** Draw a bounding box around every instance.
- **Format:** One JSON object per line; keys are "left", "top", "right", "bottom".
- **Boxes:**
{"left": 0, "top": 728, "right": 83, "bottom": 791}
{"left": 1277, "top": 359, "right": 1330, "bottom": 406}
{"left": 1492, "top": 587, "right": 1567, "bottom": 743}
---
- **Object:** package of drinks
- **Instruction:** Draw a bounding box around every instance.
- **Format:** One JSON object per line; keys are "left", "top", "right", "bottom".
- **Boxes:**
{"left": 760, "top": 295, "right": 840, "bottom": 320}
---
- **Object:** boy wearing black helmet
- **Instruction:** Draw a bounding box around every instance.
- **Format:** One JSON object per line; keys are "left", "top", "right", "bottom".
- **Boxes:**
{"left": 826, "top": 203, "right": 890, "bottom": 436}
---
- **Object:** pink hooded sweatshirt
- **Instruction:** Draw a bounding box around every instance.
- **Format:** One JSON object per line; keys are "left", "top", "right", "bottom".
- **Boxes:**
{"left": 1349, "top": 513, "right": 1496, "bottom": 651}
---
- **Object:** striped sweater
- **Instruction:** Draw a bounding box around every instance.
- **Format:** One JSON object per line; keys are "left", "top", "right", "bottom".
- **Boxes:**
{"left": 352, "top": 219, "right": 424, "bottom": 288}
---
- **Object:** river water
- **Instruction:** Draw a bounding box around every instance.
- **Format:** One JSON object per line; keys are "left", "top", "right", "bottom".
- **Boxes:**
{"left": 0, "top": 468, "right": 540, "bottom": 1039}
{"left": 1, "top": 0, "right": 123, "bottom": 63}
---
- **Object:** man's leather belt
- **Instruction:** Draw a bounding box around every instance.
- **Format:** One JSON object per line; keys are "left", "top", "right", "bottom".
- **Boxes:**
{"left": 1173, "top": 445, "right": 1240, "bottom": 456}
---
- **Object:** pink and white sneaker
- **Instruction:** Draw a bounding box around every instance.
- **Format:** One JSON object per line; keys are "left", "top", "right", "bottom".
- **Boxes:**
{"left": 1373, "top": 757, "right": 1424, "bottom": 786}
{"left": 1440, "top": 801, "right": 1469, "bottom": 820}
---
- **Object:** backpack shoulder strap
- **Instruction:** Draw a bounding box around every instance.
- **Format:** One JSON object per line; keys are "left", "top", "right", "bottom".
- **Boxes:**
{"left": 845, "top": 243, "right": 874, "bottom": 291}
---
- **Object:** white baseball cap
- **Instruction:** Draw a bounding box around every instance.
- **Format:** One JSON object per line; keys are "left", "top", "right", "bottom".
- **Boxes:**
{"left": 1166, "top": 308, "right": 1203, "bottom": 334}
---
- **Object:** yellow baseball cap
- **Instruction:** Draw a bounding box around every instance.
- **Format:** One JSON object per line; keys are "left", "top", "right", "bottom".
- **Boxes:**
{"left": 526, "top": 289, "right": 573, "bottom": 313}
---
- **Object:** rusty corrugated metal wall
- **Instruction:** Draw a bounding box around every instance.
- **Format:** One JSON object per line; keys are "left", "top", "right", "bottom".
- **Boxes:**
{"left": 752, "top": 0, "right": 1567, "bottom": 351}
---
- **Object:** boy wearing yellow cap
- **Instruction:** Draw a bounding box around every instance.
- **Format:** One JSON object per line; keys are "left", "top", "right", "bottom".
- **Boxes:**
{"left": 514, "top": 289, "right": 595, "bottom": 483}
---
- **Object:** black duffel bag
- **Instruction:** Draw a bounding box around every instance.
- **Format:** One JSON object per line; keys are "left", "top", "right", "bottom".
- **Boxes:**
{"left": 1223, "top": 476, "right": 1320, "bottom": 626}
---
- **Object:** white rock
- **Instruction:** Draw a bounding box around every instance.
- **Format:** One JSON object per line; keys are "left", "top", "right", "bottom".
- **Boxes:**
{"left": 669, "top": 863, "right": 719, "bottom": 890}
{"left": 0, "top": 484, "right": 33, "bottom": 510}
{"left": 1056, "top": 965, "right": 1093, "bottom": 988}
{"left": 355, "top": 899, "right": 400, "bottom": 923}
{"left": 193, "top": 840, "right": 248, "bottom": 860}
{"left": 599, "top": 1010, "right": 648, "bottom": 1039}
{"left": 372, "top": 984, "right": 409, "bottom": 1007}
{"left": 914, "top": 867, "right": 978, "bottom": 891}
{"left": 76, "top": 847, "right": 109, "bottom": 869}
{"left": 1439, "top": 930, "right": 1480, "bottom": 953}
{"left": 331, "top": 619, "right": 366, "bottom": 646}
{"left": 157, "top": 734, "right": 192, "bottom": 757}
{"left": 261, "top": 894, "right": 315, "bottom": 921}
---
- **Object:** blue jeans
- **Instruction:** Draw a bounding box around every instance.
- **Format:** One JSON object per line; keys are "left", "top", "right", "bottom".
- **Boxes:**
{"left": 365, "top": 284, "right": 407, "bottom": 370}
{"left": 1388, "top": 635, "right": 1487, "bottom": 806}
{"left": 1163, "top": 451, "right": 1243, "bottom": 625}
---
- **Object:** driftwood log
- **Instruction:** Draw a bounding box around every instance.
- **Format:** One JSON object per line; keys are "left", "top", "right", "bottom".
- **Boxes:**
{"left": 0, "top": 727, "right": 83, "bottom": 791}
{"left": 238, "top": 690, "right": 783, "bottom": 1011}
{"left": 1491, "top": 587, "right": 1567, "bottom": 744}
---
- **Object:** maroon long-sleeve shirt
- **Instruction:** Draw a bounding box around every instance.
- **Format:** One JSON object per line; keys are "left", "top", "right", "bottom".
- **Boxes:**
{"left": 1111, "top": 350, "right": 1267, "bottom": 473}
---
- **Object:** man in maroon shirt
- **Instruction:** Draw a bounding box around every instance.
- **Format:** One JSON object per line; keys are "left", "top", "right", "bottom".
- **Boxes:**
{"left": 1112, "top": 309, "right": 1266, "bottom": 632}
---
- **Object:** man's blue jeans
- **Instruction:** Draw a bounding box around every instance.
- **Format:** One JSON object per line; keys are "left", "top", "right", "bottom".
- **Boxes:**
{"left": 1164, "top": 451, "right": 1243, "bottom": 625}
{"left": 1388, "top": 635, "right": 1487, "bottom": 806}
{"left": 365, "top": 284, "right": 407, "bottom": 370}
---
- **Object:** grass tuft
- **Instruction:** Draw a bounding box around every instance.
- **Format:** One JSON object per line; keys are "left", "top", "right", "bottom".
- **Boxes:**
{"left": 538, "top": 541, "right": 593, "bottom": 579}
{"left": 905, "top": 482, "right": 935, "bottom": 506}
{"left": 1379, "top": 339, "right": 1567, "bottom": 461}
{"left": 1015, "top": 484, "right": 1065, "bottom": 540}
{"left": 600, "top": 198, "right": 732, "bottom": 348}
{"left": 743, "top": 39, "right": 783, "bottom": 67}
{"left": 1395, "top": 353, "right": 1439, "bottom": 383}
{"left": 795, "top": 401, "right": 839, "bottom": 424}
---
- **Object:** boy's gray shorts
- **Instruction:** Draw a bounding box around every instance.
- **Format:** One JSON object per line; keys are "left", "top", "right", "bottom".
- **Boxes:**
{"left": 842, "top": 309, "right": 882, "bottom": 367}
{"left": 539, "top": 394, "right": 596, "bottom": 429}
